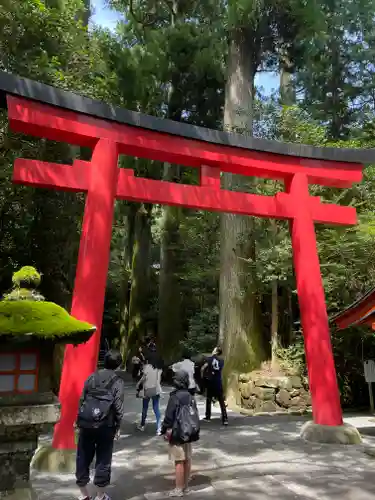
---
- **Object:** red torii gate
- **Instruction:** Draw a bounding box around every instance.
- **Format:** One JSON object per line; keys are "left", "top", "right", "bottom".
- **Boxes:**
{"left": 0, "top": 72, "right": 371, "bottom": 449}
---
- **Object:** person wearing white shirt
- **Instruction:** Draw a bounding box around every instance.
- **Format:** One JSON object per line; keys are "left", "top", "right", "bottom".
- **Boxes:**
{"left": 171, "top": 349, "right": 196, "bottom": 395}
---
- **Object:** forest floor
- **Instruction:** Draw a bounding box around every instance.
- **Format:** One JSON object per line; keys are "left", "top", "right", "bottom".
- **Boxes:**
{"left": 33, "top": 379, "right": 375, "bottom": 500}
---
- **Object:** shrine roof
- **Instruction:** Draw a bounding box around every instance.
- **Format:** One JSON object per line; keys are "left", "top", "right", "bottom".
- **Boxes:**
{"left": 0, "top": 71, "right": 374, "bottom": 165}
{"left": 331, "top": 286, "right": 375, "bottom": 330}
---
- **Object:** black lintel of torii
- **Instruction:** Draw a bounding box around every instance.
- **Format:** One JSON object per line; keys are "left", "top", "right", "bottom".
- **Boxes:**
{"left": 0, "top": 70, "right": 374, "bottom": 166}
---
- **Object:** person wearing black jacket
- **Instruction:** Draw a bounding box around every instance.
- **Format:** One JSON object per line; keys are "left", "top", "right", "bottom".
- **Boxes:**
{"left": 200, "top": 346, "right": 228, "bottom": 425}
{"left": 161, "top": 371, "right": 194, "bottom": 497}
{"left": 76, "top": 349, "right": 125, "bottom": 500}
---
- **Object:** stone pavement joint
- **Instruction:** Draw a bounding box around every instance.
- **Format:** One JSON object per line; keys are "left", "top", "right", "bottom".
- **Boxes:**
{"left": 32, "top": 383, "right": 375, "bottom": 500}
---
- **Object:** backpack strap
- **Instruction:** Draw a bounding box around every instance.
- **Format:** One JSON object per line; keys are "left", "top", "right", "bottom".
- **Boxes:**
{"left": 105, "top": 374, "right": 118, "bottom": 391}
{"left": 91, "top": 372, "right": 118, "bottom": 391}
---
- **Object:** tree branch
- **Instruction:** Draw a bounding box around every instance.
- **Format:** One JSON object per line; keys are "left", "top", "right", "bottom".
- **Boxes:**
{"left": 128, "top": 0, "right": 158, "bottom": 27}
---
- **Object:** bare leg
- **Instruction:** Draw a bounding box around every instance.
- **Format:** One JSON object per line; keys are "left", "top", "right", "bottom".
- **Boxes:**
{"left": 78, "top": 486, "right": 90, "bottom": 499}
{"left": 184, "top": 459, "right": 191, "bottom": 489}
{"left": 175, "top": 461, "right": 185, "bottom": 490}
{"left": 95, "top": 486, "right": 106, "bottom": 499}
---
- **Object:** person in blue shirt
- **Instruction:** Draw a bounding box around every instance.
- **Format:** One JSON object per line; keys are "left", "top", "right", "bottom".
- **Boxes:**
{"left": 200, "top": 346, "right": 228, "bottom": 425}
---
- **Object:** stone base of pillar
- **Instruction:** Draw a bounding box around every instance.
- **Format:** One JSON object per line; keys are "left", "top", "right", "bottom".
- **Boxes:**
{"left": 301, "top": 421, "right": 362, "bottom": 444}
{"left": 0, "top": 437, "right": 37, "bottom": 498}
{"left": 0, "top": 486, "right": 37, "bottom": 500}
{"left": 31, "top": 445, "right": 76, "bottom": 474}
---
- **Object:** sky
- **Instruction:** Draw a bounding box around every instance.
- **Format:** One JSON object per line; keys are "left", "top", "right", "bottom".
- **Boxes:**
{"left": 91, "top": 0, "right": 279, "bottom": 96}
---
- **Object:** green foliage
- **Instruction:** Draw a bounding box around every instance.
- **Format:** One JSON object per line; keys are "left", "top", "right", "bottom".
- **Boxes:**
{"left": 182, "top": 307, "right": 219, "bottom": 354}
{"left": 12, "top": 266, "right": 41, "bottom": 288}
{"left": 4, "top": 288, "right": 44, "bottom": 302}
{"left": 297, "top": 0, "right": 375, "bottom": 139}
{"left": 0, "top": 0, "right": 119, "bottom": 307}
{"left": 276, "top": 334, "right": 306, "bottom": 376}
{"left": 0, "top": 265, "right": 94, "bottom": 338}
{"left": 0, "top": 300, "right": 94, "bottom": 338}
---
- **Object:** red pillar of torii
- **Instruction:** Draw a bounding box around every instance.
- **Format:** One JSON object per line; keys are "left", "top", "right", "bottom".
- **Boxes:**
{"left": 5, "top": 92, "right": 365, "bottom": 449}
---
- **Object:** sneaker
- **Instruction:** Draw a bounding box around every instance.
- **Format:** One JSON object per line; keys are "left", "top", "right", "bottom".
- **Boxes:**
{"left": 94, "top": 495, "right": 110, "bottom": 500}
{"left": 156, "top": 428, "right": 162, "bottom": 436}
{"left": 168, "top": 488, "right": 184, "bottom": 497}
{"left": 203, "top": 417, "right": 211, "bottom": 422}
{"left": 223, "top": 420, "right": 228, "bottom": 426}
{"left": 136, "top": 424, "right": 145, "bottom": 432}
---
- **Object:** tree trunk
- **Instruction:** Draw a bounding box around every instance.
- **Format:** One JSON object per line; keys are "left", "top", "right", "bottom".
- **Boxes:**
{"left": 158, "top": 201, "right": 183, "bottom": 360}
{"left": 127, "top": 203, "right": 153, "bottom": 354}
{"left": 279, "top": 50, "right": 295, "bottom": 106}
{"left": 119, "top": 203, "right": 137, "bottom": 359}
{"left": 271, "top": 280, "right": 279, "bottom": 370}
{"left": 269, "top": 219, "right": 279, "bottom": 369}
{"left": 278, "top": 45, "right": 296, "bottom": 353}
{"left": 220, "top": 28, "right": 267, "bottom": 384}
{"left": 287, "top": 287, "right": 294, "bottom": 343}
{"left": 158, "top": 1, "right": 185, "bottom": 361}
{"left": 328, "top": 38, "right": 344, "bottom": 140}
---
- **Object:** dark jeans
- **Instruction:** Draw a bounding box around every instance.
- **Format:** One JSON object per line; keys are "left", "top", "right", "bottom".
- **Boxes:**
{"left": 205, "top": 384, "right": 228, "bottom": 423}
{"left": 76, "top": 427, "right": 116, "bottom": 488}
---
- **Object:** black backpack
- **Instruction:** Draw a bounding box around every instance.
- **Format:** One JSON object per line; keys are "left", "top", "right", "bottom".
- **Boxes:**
{"left": 77, "top": 372, "right": 118, "bottom": 429}
{"left": 171, "top": 394, "right": 200, "bottom": 444}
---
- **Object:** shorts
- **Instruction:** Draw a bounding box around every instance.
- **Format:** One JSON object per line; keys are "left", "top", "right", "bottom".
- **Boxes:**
{"left": 168, "top": 442, "right": 192, "bottom": 462}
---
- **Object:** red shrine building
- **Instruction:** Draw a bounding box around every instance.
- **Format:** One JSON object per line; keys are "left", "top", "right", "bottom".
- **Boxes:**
{"left": 332, "top": 287, "right": 375, "bottom": 331}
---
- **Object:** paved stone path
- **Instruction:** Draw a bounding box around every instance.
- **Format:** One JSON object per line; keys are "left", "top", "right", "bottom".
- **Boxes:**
{"left": 33, "top": 381, "right": 375, "bottom": 500}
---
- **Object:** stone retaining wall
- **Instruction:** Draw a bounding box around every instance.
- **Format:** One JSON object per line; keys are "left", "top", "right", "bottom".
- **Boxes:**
{"left": 238, "top": 373, "right": 311, "bottom": 415}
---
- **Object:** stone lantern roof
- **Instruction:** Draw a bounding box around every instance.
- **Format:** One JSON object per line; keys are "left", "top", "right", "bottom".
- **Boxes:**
{"left": 0, "top": 266, "right": 95, "bottom": 343}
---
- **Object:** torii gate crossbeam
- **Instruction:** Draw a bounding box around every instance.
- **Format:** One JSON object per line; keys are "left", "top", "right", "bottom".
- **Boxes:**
{"left": 0, "top": 71, "right": 371, "bottom": 449}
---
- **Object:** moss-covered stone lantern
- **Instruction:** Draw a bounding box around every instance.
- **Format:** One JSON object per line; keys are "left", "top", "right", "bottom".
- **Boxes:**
{"left": 0, "top": 266, "right": 95, "bottom": 499}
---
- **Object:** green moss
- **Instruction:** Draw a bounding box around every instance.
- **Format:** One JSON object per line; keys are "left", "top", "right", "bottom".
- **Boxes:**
{"left": 12, "top": 266, "right": 41, "bottom": 288}
{"left": 0, "top": 300, "right": 95, "bottom": 338}
{"left": 4, "top": 288, "right": 44, "bottom": 302}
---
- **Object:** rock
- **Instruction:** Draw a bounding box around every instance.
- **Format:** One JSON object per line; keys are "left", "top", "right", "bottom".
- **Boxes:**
{"left": 290, "top": 376, "right": 303, "bottom": 389}
{"left": 252, "top": 386, "right": 275, "bottom": 401}
{"left": 238, "top": 407, "right": 254, "bottom": 416}
{"left": 290, "top": 388, "right": 300, "bottom": 398}
{"left": 253, "top": 376, "right": 279, "bottom": 388}
{"left": 288, "top": 407, "right": 306, "bottom": 415}
{"left": 239, "top": 385, "right": 249, "bottom": 400}
{"left": 301, "top": 421, "right": 362, "bottom": 445}
{"left": 237, "top": 373, "right": 311, "bottom": 414}
{"left": 242, "top": 396, "right": 257, "bottom": 409}
{"left": 239, "top": 373, "right": 251, "bottom": 383}
{"left": 276, "top": 389, "right": 291, "bottom": 408}
{"left": 289, "top": 396, "right": 305, "bottom": 408}
{"left": 255, "top": 401, "right": 279, "bottom": 413}
{"left": 299, "top": 390, "right": 312, "bottom": 405}
{"left": 277, "top": 377, "right": 293, "bottom": 391}
{"left": 240, "top": 382, "right": 255, "bottom": 399}
{"left": 302, "top": 376, "right": 310, "bottom": 390}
